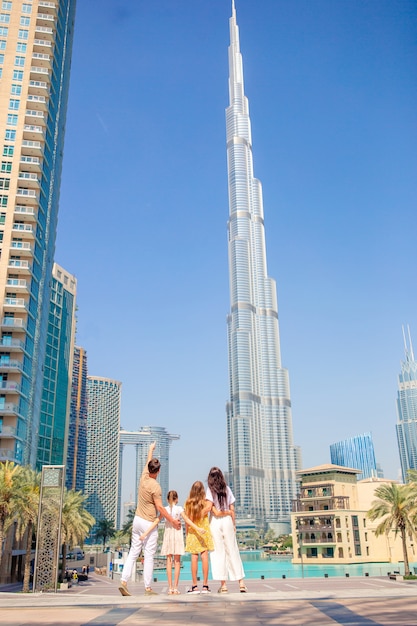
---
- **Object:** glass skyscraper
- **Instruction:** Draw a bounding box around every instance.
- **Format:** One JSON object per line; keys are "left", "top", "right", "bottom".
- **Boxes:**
{"left": 85, "top": 376, "right": 121, "bottom": 538}
{"left": 36, "top": 262, "right": 76, "bottom": 469}
{"left": 118, "top": 426, "right": 180, "bottom": 529}
{"left": 225, "top": 1, "right": 299, "bottom": 532}
{"left": 330, "top": 432, "right": 378, "bottom": 480}
{"left": 0, "top": 0, "right": 76, "bottom": 467}
{"left": 396, "top": 328, "right": 417, "bottom": 482}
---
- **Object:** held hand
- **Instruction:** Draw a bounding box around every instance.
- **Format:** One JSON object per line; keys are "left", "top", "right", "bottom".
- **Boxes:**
{"left": 149, "top": 441, "right": 156, "bottom": 452}
{"left": 198, "top": 528, "right": 206, "bottom": 535}
{"left": 173, "top": 519, "right": 181, "bottom": 530}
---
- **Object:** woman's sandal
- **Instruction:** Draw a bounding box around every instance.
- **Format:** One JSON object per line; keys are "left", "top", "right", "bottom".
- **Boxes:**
{"left": 187, "top": 585, "right": 200, "bottom": 594}
{"left": 168, "top": 588, "right": 174, "bottom": 595}
{"left": 218, "top": 585, "right": 228, "bottom": 593}
{"left": 239, "top": 584, "right": 248, "bottom": 593}
{"left": 172, "top": 588, "right": 180, "bottom": 594}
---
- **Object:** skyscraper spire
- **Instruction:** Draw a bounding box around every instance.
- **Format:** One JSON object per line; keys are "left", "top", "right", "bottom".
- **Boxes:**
{"left": 225, "top": 3, "right": 300, "bottom": 531}
{"left": 396, "top": 327, "right": 417, "bottom": 481}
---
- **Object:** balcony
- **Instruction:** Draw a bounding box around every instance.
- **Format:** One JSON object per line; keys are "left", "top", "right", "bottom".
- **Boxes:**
{"left": 1, "top": 317, "right": 26, "bottom": 331}
{"left": 14, "top": 206, "right": 36, "bottom": 221}
{"left": 0, "top": 402, "right": 20, "bottom": 416}
{"left": 16, "top": 188, "right": 38, "bottom": 205}
{"left": 0, "top": 382, "right": 20, "bottom": 394}
{"left": 300, "top": 536, "right": 336, "bottom": 545}
{"left": 21, "top": 140, "right": 43, "bottom": 157}
{"left": 23, "top": 124, "right": 45, "bottom": 142}
{"left": 7, "top": 259, "right": 32, "bottom": 275}
{"left": 0, "top": 448, "right": 17, "bottom": 461}
{"left": 300, "top": 485, "right": 335, "bottom": 499}
{"left": 0, "top": 425, "right": 17, "bottom": 437}
{"left": 31, "top": 52, "right": 51, "bottom": 69}
{"left": 12, "top": 223, "right": 35, "bottom": 239}
{"left": 3, "top": 297, "right": 28, "bottom": 311}
{"left": 6, "top": 277, "right": 28, "bottom": 289}
{"left": 28, "top": 80, "right": 49, "bottom": 97}
{"left": 38, "top": 1, "right": 57, "bottom": 15}
{"left": 18, "top": 172, "right": 40, "bottom": 188}
{"left": 10, "top": 241, "right": 32, "bottom": 256}
{"left": 0, "top": 359, "right": 23, "bottom": 372}
{"left": 34, "top": 25, "right": 54, "bottom": 41}
{"left": 25, "top": 109, "right": 45, "bottom": 123}
{"left": 36, "top": 12, "right": 56, "bottom": 27}
{"left": 30, "top": 66, "right": 50, "bottom": 82}
{"left": 292, "top": 496, "right": 350, "bottom": 512}
{"left": 20, "top": 156, "right": 41, "bottom": 174}
{"left": 26, "top": 94, "right": 47, "bottom": 111}
{"left": 0, "top": 338, "right": 25, "bottom": 352}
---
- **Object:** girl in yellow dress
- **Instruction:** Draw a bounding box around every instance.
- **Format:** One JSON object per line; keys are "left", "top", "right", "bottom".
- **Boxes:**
{"left": 184, "top": 481, "right": 214, "bottom": 593}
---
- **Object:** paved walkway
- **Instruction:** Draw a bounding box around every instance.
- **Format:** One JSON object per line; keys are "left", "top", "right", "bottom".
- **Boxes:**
{"left": 1, "top": 574, "right": 417, "bottom": 625}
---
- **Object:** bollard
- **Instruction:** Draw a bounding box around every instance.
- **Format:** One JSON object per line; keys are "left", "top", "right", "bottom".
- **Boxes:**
{"left": 261, "top": 575, "right": 265, "bottom": 580}
{"left": 345, "top": 573, "right": 349, "bottom": 577}
{"left": 365, "top": 573, "right": 369, "bottom": 577}
{"left": 282, "top": 575, "right": 286, "bottom": 579}
{"left": 324, "top": 574, "right": 328, "bottom": 578}
{"left": 153, "top": 577, "right": 157, "bottom": 583}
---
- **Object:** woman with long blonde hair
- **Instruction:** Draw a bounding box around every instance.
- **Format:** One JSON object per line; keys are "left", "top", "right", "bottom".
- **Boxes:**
{"left": 184, "top": 481, "right": 214, "bottom": 593}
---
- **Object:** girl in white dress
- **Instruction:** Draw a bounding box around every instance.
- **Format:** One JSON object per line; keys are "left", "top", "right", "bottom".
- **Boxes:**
{"left": 160, "top": 490, "right": 186, "bottom": 595}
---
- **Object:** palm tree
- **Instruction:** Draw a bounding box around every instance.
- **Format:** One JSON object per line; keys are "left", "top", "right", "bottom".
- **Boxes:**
{"left": 0, "top": 461, "right": 23, "bottom": 570}
{"left": 367, "top": 482, "right": 416, "bottom": 576}
{"left": 12, "top": 467, "right": 40, "bottom": 592}
{"left": 121, "top": 508, "right": 135, "bottom": 539}
{"left": 95, "top": 518, "right": 116, "bottom": 550}
{"left": 60, "top": 489, "right": 95, "bottom": 579}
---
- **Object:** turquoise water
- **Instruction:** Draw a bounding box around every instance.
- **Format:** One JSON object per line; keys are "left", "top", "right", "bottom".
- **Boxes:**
{"left": 152, "top": 551, "right": 415, "bottom": 581}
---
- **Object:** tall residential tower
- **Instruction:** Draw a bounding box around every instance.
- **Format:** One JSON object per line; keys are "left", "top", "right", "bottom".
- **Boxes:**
{"left": 396, "top": 327, "right": 417, "bottom": 482}
{"left": 225, "top": 1, "right": 299, "bottom": 531}
{"left": 0, "top": 0, "right": 76, "bottom": 467}
{"left": 85, "top": 376, "right": 121, "bottom": 539}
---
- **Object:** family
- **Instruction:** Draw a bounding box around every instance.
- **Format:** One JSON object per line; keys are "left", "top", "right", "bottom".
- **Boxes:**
{"left": 118, "top": 442, "right": 247, "bottom": 596}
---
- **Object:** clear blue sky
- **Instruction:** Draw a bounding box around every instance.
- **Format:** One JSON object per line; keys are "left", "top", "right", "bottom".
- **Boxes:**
{"left": 55, "top": 0, "right": 417, "bottom": 505}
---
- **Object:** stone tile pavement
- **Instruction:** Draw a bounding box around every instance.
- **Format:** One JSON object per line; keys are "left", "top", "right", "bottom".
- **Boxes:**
{"left": 1, "top": 575, "right": 417, "bottom": 625}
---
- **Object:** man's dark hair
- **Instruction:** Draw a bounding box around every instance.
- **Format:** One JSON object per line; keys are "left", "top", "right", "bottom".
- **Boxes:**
{"left": 148, "top": 458, "right": 160, "bottom": 474}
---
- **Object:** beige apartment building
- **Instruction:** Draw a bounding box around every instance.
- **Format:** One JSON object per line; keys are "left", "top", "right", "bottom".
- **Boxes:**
{"left": 291, "top": 464, "right": 416, "bottom": 565}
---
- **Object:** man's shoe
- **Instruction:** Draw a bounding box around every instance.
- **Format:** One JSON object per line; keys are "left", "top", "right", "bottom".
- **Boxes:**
{"left": 119, "top": 582, "right": 131, "bottom": 597}
{"left": 144, "top": 587, "right": 158, "bottom": 596}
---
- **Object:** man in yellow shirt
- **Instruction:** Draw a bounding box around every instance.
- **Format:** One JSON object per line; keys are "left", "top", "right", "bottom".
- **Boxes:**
{"left": 119, "top": 441, "right": 181, "bottom": 596}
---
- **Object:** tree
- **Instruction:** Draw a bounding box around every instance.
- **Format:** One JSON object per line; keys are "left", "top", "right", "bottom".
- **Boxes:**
{"left": 0, "top": 461, "right": 23, "bottom": 571}
{"left": 367, "top": 482, "right": 416, "bottom": 576}
{"left": 95, "top": 518, "right": 116, "bottom": 551}
{"left": 12, "top": 467, "right": 40, "bottom": 592}
{"left": 121, "top": 508, "right": 135, "bottom": 539}
{"left": 60, "top": 489, "right": 95, "bottom": 579}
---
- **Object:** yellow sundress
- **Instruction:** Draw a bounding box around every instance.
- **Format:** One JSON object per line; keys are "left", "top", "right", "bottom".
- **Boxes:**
{"left": 185, "top": 514, "right": 214, "bottom": 554}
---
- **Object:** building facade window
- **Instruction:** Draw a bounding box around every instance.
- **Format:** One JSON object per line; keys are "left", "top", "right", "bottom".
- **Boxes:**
{"left": 16, "top": 42, "right": 26, "bottom": 53}
{"left": 17, "top": 29, "right": 28, "bottom": 39}
{"left": 12, "top": 70, "right": 23, "bottom": 80}
{"left": 3, "top": 145, "right": 13, "bottom": 156}
{"left": 1, "top": 1, "right": 12, "bottom": 9}
{"left": 19, "top": 16, "right": 30, "bottom": 26}
{"left": 8, "top": 99, "right": 19, "bottom": 110}
{"left": 14, "top": 55, "right": 25, "bottom": 66}
{"left": 6, "top": 114, "right": 18, "bottom": 125}
{"left": 0, "top": 14, "right": 10, "bottom": 23}
{"left": 10, "top": 84, "right": 21, "bottom": 95}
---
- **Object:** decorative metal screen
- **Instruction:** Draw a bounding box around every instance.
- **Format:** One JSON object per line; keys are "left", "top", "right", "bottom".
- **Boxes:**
{"left": 33, "top": 466, "right": 65, "bottom": 593}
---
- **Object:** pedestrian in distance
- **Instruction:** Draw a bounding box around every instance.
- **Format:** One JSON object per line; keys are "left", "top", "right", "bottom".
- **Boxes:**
{"left": 206, "top": 466, "right": 248, "bottom": 593}
{"left": 118, "top": 441, "right": 181, "bottom": 597}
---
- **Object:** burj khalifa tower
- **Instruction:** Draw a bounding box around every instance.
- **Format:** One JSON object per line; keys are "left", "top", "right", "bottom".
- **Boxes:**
{"left": 225, "top": 1, "right": 300, "bottom": 532}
